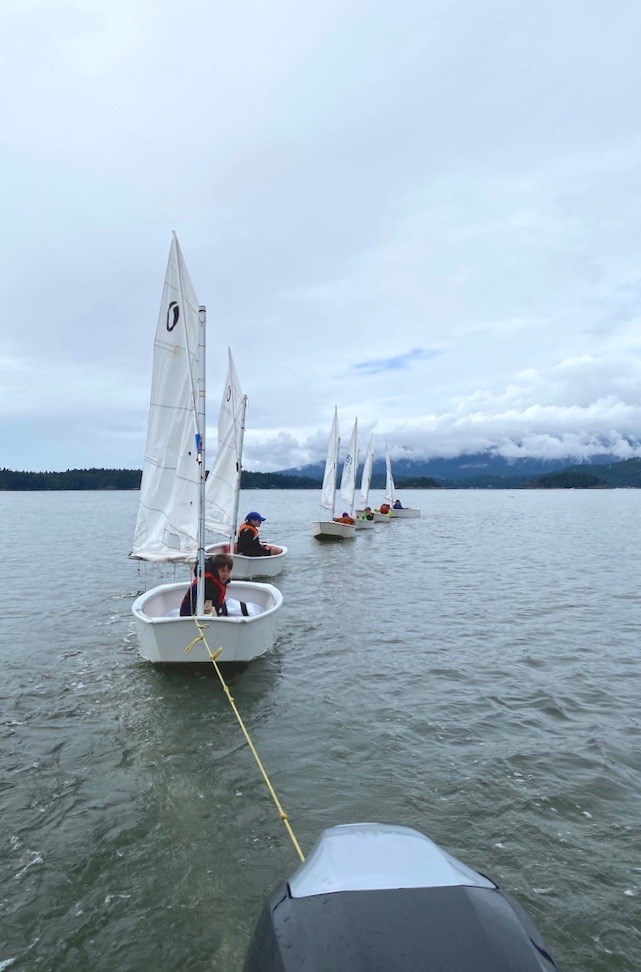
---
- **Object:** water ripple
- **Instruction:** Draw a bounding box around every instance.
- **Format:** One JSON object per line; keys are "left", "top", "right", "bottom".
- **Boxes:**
{"left": 0, "top": 488, "right": 640, "bottom": 970}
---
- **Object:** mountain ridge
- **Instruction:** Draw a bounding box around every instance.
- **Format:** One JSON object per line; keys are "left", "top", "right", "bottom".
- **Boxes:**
{"left": 278, "top": 451, "right": 628, "bottom": 483}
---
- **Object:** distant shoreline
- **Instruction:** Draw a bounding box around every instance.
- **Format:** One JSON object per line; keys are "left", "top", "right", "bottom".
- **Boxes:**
{"left": 0, "top": 469, "right": 320, "bottom": 492}
{"left": 1, "top": 466, "right": 638, "bottom": 490}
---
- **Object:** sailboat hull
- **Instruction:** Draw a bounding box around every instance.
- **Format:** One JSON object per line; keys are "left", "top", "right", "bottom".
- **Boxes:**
{"left": 355, "top": 508, "right": 387, "bottom": 524}
{"left": 206, "top": 542, "right": 288, "bottom": 578}
{"left": 354, "top": 518, "right": 375, "bottom": 530}
{"left": 390, "top": 508, "right": 421, "bottom": 518}
{"left": 132, "top": 581, "right": 282, "bottom": 663}
{"left": 312, "top": 521, "right": 356, "bottom": 540}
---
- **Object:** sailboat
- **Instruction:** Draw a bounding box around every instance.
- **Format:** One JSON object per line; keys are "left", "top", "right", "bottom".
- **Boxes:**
{"left": 204, "top": 351, "right": 287, "bottom": 578}
{"left": 339, "top": 419, "right": 371, "bottom": 532}
{"left": 312, "top": 407, "right": 356, "bottom": 540}
{"left": 130, "top": 234, "right": 283, "bottom": 663}
{"left": 385, "top": 447, "right": 421, "bottom": 518}
{"left": 354, "top": 432, "right": 376, "bottom": 529}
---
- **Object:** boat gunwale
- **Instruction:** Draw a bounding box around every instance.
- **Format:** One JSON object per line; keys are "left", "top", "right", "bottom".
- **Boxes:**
{"left": 132, "top": 581, "right": 283, "bottom": 625}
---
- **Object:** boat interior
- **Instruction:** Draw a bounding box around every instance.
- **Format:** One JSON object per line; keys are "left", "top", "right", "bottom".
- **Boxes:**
{"left": 140, "top": 582, "right": 277, "bottom": 619}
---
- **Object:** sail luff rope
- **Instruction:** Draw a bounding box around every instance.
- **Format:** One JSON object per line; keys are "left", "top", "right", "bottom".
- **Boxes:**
{"left": 184, "top": 620, "right": 305, "bottom": 863}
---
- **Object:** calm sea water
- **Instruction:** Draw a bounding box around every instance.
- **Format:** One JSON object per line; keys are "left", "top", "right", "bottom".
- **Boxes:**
{"left": 1, "top": 488, "right": 640, "bottom": 970}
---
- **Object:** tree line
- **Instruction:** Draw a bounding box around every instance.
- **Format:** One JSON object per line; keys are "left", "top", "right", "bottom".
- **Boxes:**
{"left": 0, "top": 467, "right": 320, "bottom": 491}
{"left": 2, "top": 457, "right": 640, "bottom": 490}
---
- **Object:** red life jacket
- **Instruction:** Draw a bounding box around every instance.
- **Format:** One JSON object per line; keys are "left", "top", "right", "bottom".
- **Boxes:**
{"left": 379, "top": 503, "right": 390, "bottom": 514}
{"left": 207, "top": 573, "right": 227, "bottom": 607}
{"left": 180, "top": 570, "right": 226, "bottom": 616}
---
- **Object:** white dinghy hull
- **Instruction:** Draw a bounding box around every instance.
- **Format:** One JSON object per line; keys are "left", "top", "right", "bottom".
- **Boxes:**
{"left": 354, "top": 518, "right": 375, "bottom": 531}
{"left": 312, "top": 521, "right": 356, "bottom": 541}
{"left": 132, "top": 581, "right": 283, "bottom": 663}
{"left": 206, "top": 542, "right": 288, "bottom": 578}
{"left": 390, "top": 508, "right": 421, "bottom": 519}
{"left": 356, "top": 508, "right": 388, "bottom": 524}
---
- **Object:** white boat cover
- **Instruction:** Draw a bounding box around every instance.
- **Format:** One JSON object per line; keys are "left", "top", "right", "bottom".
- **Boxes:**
{"left": 205, "top": 349, "right": 244, "bottom": 539}
{"left": 320, "top": 407, "right": 339, "bottom": 512}
{"left": 131, "top": 234, "right": 202, "bottom": 562}
{"left": 339, "top": 418, "right": 358, "bottom": 508}
{"left": 385, "top": 448, "right": 396, "bottom": 505}
{"left": 359, "top": 433, "right": 373, "bottom": 508}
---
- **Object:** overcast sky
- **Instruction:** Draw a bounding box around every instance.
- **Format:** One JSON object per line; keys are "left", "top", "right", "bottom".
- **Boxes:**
{"left": 2, "top": 0, "right": 641, "bottom": 472}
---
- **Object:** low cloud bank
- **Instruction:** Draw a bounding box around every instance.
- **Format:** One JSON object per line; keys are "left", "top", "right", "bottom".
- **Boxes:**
{"left": 244, "top": 354, "right": 641, "bottom": 470}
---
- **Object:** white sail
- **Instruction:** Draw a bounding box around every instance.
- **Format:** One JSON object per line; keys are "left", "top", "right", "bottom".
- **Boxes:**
{"left": 385, "top": 447, "right": 395, "bottom": 504}
{"left": 320, "top": 407, "right": 339, "bottom": 512}
{"left": 359, "top": 433, "right": 374, "bottom": 507}
{"left": 339, "top": 418, "right": 358, "bottom": 509}
{"left": 131, "top": 234, "right": 202, "bottom": 562}
{"left": 205, "top": 349, "right": 245, "bottom": 539}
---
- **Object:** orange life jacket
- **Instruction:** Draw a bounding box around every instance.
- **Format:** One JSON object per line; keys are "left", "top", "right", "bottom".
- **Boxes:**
{"left": 238, "top": 523, "right": 259, "bottom": 539}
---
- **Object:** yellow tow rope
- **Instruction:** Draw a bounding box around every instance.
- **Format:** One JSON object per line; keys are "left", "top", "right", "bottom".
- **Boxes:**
{"left": 185, "top": 619, "right": 305, "bottom": 863}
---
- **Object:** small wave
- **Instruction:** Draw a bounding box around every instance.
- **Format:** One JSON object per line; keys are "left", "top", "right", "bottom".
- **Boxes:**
{"left": 14, "top": 852, "right": 43, "bottom": 880}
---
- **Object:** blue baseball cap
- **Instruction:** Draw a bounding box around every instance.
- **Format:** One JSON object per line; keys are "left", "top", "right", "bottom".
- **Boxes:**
{"left": 246, "top": 511, "right": 266, "bottom": 522}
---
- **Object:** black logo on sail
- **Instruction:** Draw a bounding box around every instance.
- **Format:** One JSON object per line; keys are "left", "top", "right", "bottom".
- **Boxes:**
{"left": 166, "top": 301, "right": 180, "bottom": 332}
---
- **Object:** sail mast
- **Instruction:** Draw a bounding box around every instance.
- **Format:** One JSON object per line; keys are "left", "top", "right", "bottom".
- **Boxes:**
{"left": 231, "top": 393, "right": 248, "bottom": 548}
{"left": 339, "top": 417, "right": 358, "bottom": 516}
{"left": 196, "top": 304, "right": 207, "bottom": 616}
{"left": 333, "top": 429, "right": 340, "bottom": 518}
{"left": 351, "top": 447, "right": 359, "bottom": 516}
{"left": 320, "top": 405, "right": 339, "bottom": 515}
{"left": 385, "top": 440, "right": 395, "bottom": 506}
{"left": 351, "top": 419, "right": 358, "bottom": 515}
{"left": 360, "top": 432, "right": 373, "bottom": 508}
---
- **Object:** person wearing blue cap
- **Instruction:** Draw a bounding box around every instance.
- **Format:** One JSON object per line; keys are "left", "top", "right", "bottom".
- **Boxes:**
{"left": 237, "top": 512, "right": 282, "bottom": 557}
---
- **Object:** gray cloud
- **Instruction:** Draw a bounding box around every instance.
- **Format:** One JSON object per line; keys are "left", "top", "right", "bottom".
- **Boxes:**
{"left": 1, "top": 1, "right": 640, "bottom": 472}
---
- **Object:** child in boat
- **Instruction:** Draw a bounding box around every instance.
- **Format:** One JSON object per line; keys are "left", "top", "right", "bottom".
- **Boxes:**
{"left": 361, "top": 507, "right": 375, "bottom": 520}
{"left": 237, "top": 512, "right": 282, "bottom": 557}
{"left": 393, "top": 499, "right": 404, "bottom": 509}
{"left": 377, "top": 503, "right": 391, "bottom": 515}
{"left": 333, "top": 511, "right": 356, "bottom": 525}
{"left": 180, "top": 554, "right": 233, "bottom": 616}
